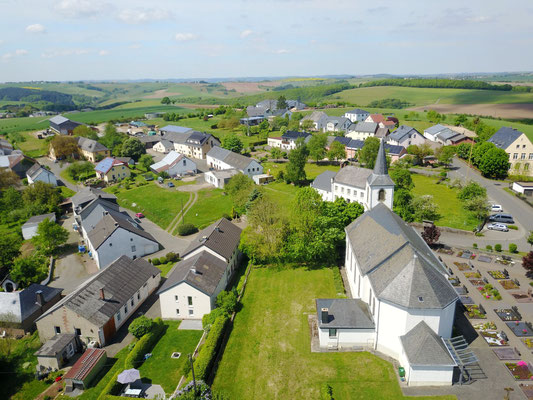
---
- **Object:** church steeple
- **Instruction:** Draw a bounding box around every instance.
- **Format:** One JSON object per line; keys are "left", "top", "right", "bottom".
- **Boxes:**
{"left": 366, "top": 139, "right": 395, "bottom": 210}
{"left": 373, "top": 138, "right": 388, "bottom": 176}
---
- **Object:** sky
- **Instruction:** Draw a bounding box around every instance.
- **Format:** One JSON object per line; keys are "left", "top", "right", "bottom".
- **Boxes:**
{"left": 1, "top": 0, "right": 533, "bottom": 82}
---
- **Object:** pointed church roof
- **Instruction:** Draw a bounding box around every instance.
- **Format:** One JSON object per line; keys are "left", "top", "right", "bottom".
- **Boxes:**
{"left": 367, "top": 139, "right": 394, "bottom": 186}
{"left": 400, "top": 321, "right": 456, "bottom": 366}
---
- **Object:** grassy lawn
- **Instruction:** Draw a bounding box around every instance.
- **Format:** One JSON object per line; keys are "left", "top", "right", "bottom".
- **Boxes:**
{"left": 154, "top": 261, "right": 176, "bottom": 277}
{"left": 58, "top": 185, "right": 76, "bottom": 198}
{"left": 212, "top": 267, "right": 454, "bottom": 400}
{"left": 10, "top": 131, "right": 50, "bottom": 158}
{"left": 411, "top": 174, "right": 478, "bottom": 231}
{"left": 138, "top": 321, "right": 203, "bottom": 394}
{"left": 106, "top": 182, "right": 190, "bottom": 229}
{"left": 262, "top": 161, "right": 340, "bottom": 180}
{"left": 0, "top": 332, "right": 48, "bottom": 400}
{"left": 180, "top": 188, "right": 233, "bottom": 231}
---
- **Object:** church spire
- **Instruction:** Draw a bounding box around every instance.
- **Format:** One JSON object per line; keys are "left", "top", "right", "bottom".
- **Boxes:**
{"left": 373, "top": 138, "right": 388, "bottom": 176}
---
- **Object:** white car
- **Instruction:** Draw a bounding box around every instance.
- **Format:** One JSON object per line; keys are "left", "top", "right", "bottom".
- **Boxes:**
{"left": 491, "top": 204, "right": 503, "bottom": 212}
{"left": 487, "top": 223, "right": 509, "bottom": 232}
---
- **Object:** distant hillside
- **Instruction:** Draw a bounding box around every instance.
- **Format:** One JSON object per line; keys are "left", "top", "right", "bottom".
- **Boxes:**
{"left": 0, "top": 87, "right": 78, "bottom": 111}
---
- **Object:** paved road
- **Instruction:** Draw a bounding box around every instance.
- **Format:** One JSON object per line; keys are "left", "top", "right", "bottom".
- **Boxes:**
{"left": 450, "top": 158, "right": 533, "bottom": 250}
{"left": 37, "top": 156, "right": 80, "bottom": 193}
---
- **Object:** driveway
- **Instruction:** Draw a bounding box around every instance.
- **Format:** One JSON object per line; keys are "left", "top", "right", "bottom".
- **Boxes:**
{"left": 37, "top": 156, "right": 80, "bottom": 192}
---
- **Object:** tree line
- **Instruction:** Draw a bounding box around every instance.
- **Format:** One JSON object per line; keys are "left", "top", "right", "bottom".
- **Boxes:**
{"left": 361, "top": 78, "right": 513, "bottom": 91}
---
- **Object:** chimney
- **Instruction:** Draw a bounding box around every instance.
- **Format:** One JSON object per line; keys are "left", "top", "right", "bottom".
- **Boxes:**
{"left": 191, "top": 268, "right": 197, "bottom": 275}
{"left": 36, "top": 290, "right": 44, "bottom": 306}
{"left": 321, "top": 307, "right": 329, "bottom": 324}
{"left": 99, "top": 288, "right": 105, "bottom": 300}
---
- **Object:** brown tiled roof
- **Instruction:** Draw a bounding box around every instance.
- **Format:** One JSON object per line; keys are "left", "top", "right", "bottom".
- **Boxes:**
{"left": 63, "top": 349, "right": 106, "bottom": 380}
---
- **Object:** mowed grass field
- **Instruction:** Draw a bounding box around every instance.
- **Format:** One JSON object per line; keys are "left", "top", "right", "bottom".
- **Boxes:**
{"left": 330, "top": 86, "right": 533, "bottom": 106}
{"left": 411, "top": 174, "right": 479, "bottom": 231}
{"left": 180, "top": 188, "right": 233, "bottom": 231}
{"left": 212, "top": 267, "right": 455, "bottom": 400}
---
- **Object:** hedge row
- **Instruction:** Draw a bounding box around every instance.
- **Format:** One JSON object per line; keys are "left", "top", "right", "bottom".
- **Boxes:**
{"left": 189, "top": 314, "right": 229, "bottom": 381}
{"left": 124, "top": 318, "right": 165, "bottom": 369}
{"left": 97, "top": 371, "right": 122, "bottom": 400}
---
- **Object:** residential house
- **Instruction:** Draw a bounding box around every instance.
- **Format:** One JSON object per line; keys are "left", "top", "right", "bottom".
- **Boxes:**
{"left": 267, "top": 108, "right": 292, "bottom": 122}
{"left": 330, "top": 137, "right": 405, "bottom": 162}
{"left": 94, "top": 157, "right": 131, "bottom": 183}
{"left": 49, "top": 115, "right": 83, "bottom": 135}
{"left": 150, "top": 151, "right": 197, "bottom": 177}
{"left": 161, "top": 128, "right": 220, "bottom": 159}
{"left": 271, "top": 130, "right": 312, "bottom": 151}
{"left": 116, "top": 157, "right": 135, "bottom": 166}
{"left": 159, "top": 125, "right": 193, "bottom": 136}
{"left": 344, "top": 108, "right": 370, "bottom": 123}
{"left": 0, "top": 138, "right": 13, "bottom": 155}
{"left": 63, "top": 349, "right": 107, "bottom": 391}
{"left": 346, "top": 122, "right": 378, "bottom": 140}
{"left": 240, "top": 116, "right": 267, "bottom": 126}
{"left": 387, "top": 126, "right": 426, "bottom": 147}
{"left": 77, "top": 198, "right": 134, "bottom": 241}
{"left": 72, "top": 187, "right": 117, "bottom": 217}
{"left": 311, "top": 140, "right": 395, "bottom": 210}
{"left": 76, "top": 137, "right": 110, "bottom": 162}
{"left": 488, "top": 127, "right": 533, "bottom": 176}
{"left": 204, "top": 169, "right": 239, "bottom": 189}
{"left": 512, "top": 181, "right": 533, "bottom": 196}
{"left": 423, "top": 124, "right": 448, "bottom": 142}
{"left": 86, "top": 213, "right": 159, "bottom": 269}
{"left": 375, "top": 127, "right": 390, "bottom": 139}
{"left": 26, "top": 163, "right": 57, "bottom": 186}
{"left": 246, "top": 106, "right": 268, "bottom": 118}
{"left": 153, "top": 139, "right": 174, "bottom": 153}
{"left": 424, "top": 124, "right": 472, "bottom": 146}
{"left": 206, "top": 146, "right": 263, "bottom": 177}
{"left": 267, "top": 137, "right": 283, "bottom": 148}
{"left": 0, "top": 152, "right": 35, "bottom": 178}
{"left": 22, "top": 213, "right": 56, "bottom": 240}
{"left": 35, "top": 334, "right": 80, "bottom": 371}
{"left": 0, "top": 284, "right": 62, "bottom": 336}
{"left": 300, "top": 111, "right": 328, "bottom": 131}
{"left": 324, "top": 116, "right": 352, "bottom": 133}
{"left": 138, "top": 135, "right": 161, "bottom": 149}
{"left": 159, "top": 218, "right": 242, "bottom": 320}
{"left": 36, "top": 256, "right": 161, "bottom": 346}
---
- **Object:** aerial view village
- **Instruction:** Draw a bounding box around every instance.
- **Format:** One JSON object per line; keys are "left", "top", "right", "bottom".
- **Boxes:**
{"left": 2, "top": 2, "right": 533, "bottom": 400}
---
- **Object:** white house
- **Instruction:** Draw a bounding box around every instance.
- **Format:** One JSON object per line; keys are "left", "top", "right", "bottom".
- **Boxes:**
{"left": 158, "top": 218, "right": 242, "bottom": 320}
{"left": 161, "top": 128, "right": 220, "bottom": 160}
{"left": 423, "top": 124, "right": 448, "bottom": 142}
{"left": 346, "top": 122, "right": 379, "bottom": 141}
{"left": 204, "top": 169, "right": 239, "bottom": 189}
{"left": 300, "top": 111, "right": 328, "bottom": 131}
{"left": 324, "top": 117, "right": 352, "bottom": 133}
{"left": 22, "top": 213, "right": 56, "bottom": 240}
{"left": 86, "top": 213, "right": 159, "bottom": 269}
{"left": 387, "top": 126, "right": 426, "bottom": 147}
{"left": 153, "top": 139, "right": 174, "bottom": 153}
{"left": 512, "top": 181, "right": 533, "bottom": 196}
{"left": 344, "top": 108, "right": 370, "bottom": 123}
{"left": 271, "top": 131, "right": 312, "bottom": 151}
{"left": 206, "top": 146, "right": 263, "bottom": 177}
{"left": 150, "top": 151, "right": 197, "bottom": 177}
{"left": 26, "top": 164, "right": 57, "bottom": 186}
{"left": 77, "top": 198, "right": 135, "bottom": 241}
{"left": 311, "top": 140, "right": 395, "bottom": 211}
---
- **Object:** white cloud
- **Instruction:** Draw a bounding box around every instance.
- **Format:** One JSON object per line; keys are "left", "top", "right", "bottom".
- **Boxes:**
{"left": 2, "top": 49, "right": 28, "bottom": 61}
{"left": 467, "top": 15, "right": 491, "bottom": 23}
{"left": 128, "top": 43, "right": 142, "bottom": 49}
{"left": 118, "top": 8, "right": 171, "bottom": 24}
{"left": 41, "top": 48, "right": 90, "bottom": 58}
{"left": 240, "top": 29, "right": 253, "bottom": 38}
{"left": 2, "top": 53, "right": 13, "bottom": 61}
{"left": 274, "top": 49, "right": 290, "bottom": 54}
{"left": 15, "top": 49, "right": 28, "bottom": 56}
{"left": 55, "top": 0, "right": 109, "bottom": 18}
{"left": 26, "top": 24, "right": 46, "bottom": 34}
{"left": 99, "top": 50, "right": 109, "bottom": 56}
{"left": 175, "top": 33, "right": 198, "bottom": 42}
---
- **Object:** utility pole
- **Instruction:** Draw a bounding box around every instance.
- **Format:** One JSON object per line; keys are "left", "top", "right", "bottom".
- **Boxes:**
{"left": 189, "top": 353, "right": 197, "bottom": 395}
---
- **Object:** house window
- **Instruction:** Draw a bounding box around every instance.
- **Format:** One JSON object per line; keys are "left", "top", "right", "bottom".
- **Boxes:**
{"left": 124, "top": 305, "right": 128, "bottom": 314}
{"left": 529, "top": 153, "right": 533, "bottom": 160}
{"left": 183, "top": 160, "right": 186, "bottom": 166}
{"left": 75, "top": 328, "right": 81, "bottom": 336}
{"left": 522, "top": 153, "right": 526, "bottom": 160}
{"left": 176, "top": 309, "right": 180, "bottom": 315}
{"left": 517, "top": 144, "right": 520, "bottom": 149}
{"left": 137, "top": 291, "right": 140, "bottom": 300}
{"left": 55, "top": 326, "right": 61, "bottom": 334}
{"left": 109, "top": 243, "right": 112, "bottom": 246}
{"left": 175, "top": 295, "right": 179, "bottom": 302}
{"left": 131, "top": 299, "right": 134, "bottom": 307}
{"left": 188, "top": 296, "right": 193, "bottom": 306}
{"left": 117, "top": 311, "right": 121, "bottom": 321}
{"left": 131, "top": 245, "right": 136, "bottom": 252}
{"left": 188, "top": 309, "right": 194, "bottom": 316}
{"left": 514, "top": 153, "right": 519, "bottom": 159}
{"left": 329, "top": 329, "right": 337, "bottom": 338}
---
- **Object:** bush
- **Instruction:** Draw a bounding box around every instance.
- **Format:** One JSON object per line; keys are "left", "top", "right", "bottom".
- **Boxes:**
{"left": 152, "top": 258, "right": 161, "bottom": 266}
{"left": 473, "top": 243, "right": 478, "bottom": 249}
{"left": 158, "top": 256, "right": 167, "bottom": 264}
{"left": 202, "top": 307, "right": 227, "bottom": 329}
{"left": 128, "top": 315, "right": 154, "bottom": 339}
{"left": 177, "top": 223, "right": 198, "bottom": 236}
{"left": 165, "top": 252, "right": 179, "bottom": 262}
{"left": 486, "top": 245, "right": 493, "bottom": 251}
{"left": 221, "top": 213, "right": 232, "bottom": 221}
{"left": 509, "top": 243, "right": 518, "bottom": 253}
{"left": 190, "top": 314, "right": 229, "bottom": 381}
{"left": 321, "top": 383, "right": 334, "bottom": 400}
{"left": 508, "top": 225, "right": 518, "bottom": 230}
{"left": 125, "top": 318, "right": 165, "bottom": 369}
{"left": 495, "top": 244, "right": 502, "bottom": 252}
{"left": 98, "top": 371, "right": 122, "bottom": 399}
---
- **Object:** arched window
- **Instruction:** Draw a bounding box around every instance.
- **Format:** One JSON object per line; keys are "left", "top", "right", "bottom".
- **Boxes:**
{"left": 378, "top": 189, "right": 386, "bottom": 202}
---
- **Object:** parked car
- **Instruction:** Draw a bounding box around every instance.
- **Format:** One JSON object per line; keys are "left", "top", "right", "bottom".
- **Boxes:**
{"left": 135, "top": 212, "right": 145, "bottom": 218}
{"left": 488, "top": 213, "right": 514, "bottom": 224}
{"left": 167, "top": 182, "right": 175, "bottom": 188}
{"left": 487, "top": 223, "right": 509, "bottom": 232}
{"left": 491, "top": 204, "right": 503, "bottom": 212}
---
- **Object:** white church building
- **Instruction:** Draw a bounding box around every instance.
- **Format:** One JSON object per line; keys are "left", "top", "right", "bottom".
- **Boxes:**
{"left": 315, "top": 140, "right": 459, "bottom": 387}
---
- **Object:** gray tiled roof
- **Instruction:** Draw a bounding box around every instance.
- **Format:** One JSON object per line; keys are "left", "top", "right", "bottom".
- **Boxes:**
{"left": 38, "top": 256, "right": 160, "bottom": 326}
{"left": 157, "top": 250, "right": 228, "bottom": 297}
{"left": 436, "top": 128, "right": 459, "bottom": 141}
{"left": 26, "top": 163, "right": 54, "bottom": 181}
{"left": 77, "top": 137, "right": 108, "bottom": 153}
{"left": 35, "top": 334, "right": 76, "bottom": 357}
{"left": 72, "top": 187, "right": 117, "bottom": 211}
{"left": 424, "top": 124, "right": 447, "bottom": 135}
{"left": 334, "top": 166, "right": 372, "bottom": 189}
{"left": 160, "top": 125, "right": 193, "bottom": 134}
{"left": 87, "top": 213, "right": 157, "bottom": 250}
{"left": 352, "top": 122, "right": 378, "bottom": 134}
{"left": 311, "top": 170, "right": 337, "bottom": 192}
{"left": 80, "top": 199, "right": 133, "bottom": 235}
{"left": 301, "top": 111, "right": 328, "bottom": 123}
{"left": 388, "top": 125, "right": 420, "bottom": 143}
{"left": 375, "top": 127, "right": 389, "bottom": 138}
{"left": 247, "top": 106, "right": 268, "bottom": 117}
{"left": 182, "top": 218, "right": 242, "bottom": 262}
{"left": 400, "top": 321, "right": 455, "bottom": 366}
{"left": 207, "top": 146, "right": 258, "bottom": 171}
{"left": 22, "top": 213, "right": 56, "bottom": 228}
{"left": 346, "top": 204, "right": 458, "bottom": 309}
{"left": 0, "top": 284, "right": 62, "bottom": 323}
{"left": 316, "top": 299, "right": 375, "bottom": 329}
{"left": 367, "top": 139, "right": 394, "bottom": 186}
{"left": 488, "top": 127, "right": 524, "bottom": 150}
{"left": 346, "top": 108, "right": 369, "bottom": 114}
{"left": 49, "top": 115, "right": 69, "bottom": 125}
{"left": 162, "top": 131, "right": 190, "bottom": 145}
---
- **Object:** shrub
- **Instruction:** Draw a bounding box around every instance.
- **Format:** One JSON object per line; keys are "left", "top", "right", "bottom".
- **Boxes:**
{"left": 128, "top": 315, "right": 154, "bottom": 339}
{"left": 177, "top": 223, "right": 198, "bottom": 236}
{"left": 158, "top": 256, "right": 167, "bottom": 264}
{"left": 165, "top": 252, "right": 179, "bottom": 262}
{"left": 216, "top": 290, "right": 238, "bottom": 314}
{"left": 202, "top": 307, "right": 227, "bottom": 329}
{"left": 495, "top": 244, "right": 502, "bottom": 252}
{"left": 190, "top": 314, "right": 229, "bottom": 381}
{"left": 486, "top": 245, "right": 493, "bottom": 251}
{"left": 473, "top": 243, "right": 478, "bottom": 249}
{"left": 221, "top": 213, "right": 232, "bottom": 221}
{"left": 321, "top": 383, "right": 334, "bottom": 400}
{"left": 98, "top": 371, "right": 122, "bottom": 399}
{"left": 509, "top": 243, "right": 518, "bottom": 253}
{"left": 125, "top": 318, "right": 165, "bottom": 369}
{"left": 152, "top": 258, "right": 161, "bottom": 266}
{"left": 508, "top": 225, "right": 518, "bottom": 230}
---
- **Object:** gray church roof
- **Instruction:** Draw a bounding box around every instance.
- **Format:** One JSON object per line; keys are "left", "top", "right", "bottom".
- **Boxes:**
{"left": 316, "top": 299, "right": 375, "bottom": 329}
{"left": 400, "top": 321, "right": 456, "bottom": 366}
{"left": 345, "top": 203, "right": 458, "bottom": 309}
{"left": 334, "top": 166, "right": 372, "bottom": 189}
{"left": 367, "top": 139, "right": 394, "bottom": 187}
{"left": 311, "top": 170, "right": 337, "bottom": 192}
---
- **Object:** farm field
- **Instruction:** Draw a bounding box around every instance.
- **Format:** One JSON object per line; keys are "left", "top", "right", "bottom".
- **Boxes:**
{"left": 212, "top": 266, "right": 455, "bottom": 400}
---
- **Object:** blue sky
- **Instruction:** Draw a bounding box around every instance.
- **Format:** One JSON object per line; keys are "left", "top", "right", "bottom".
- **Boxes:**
{"left": 1, "top": 0, "right": 532, "bottom": 81}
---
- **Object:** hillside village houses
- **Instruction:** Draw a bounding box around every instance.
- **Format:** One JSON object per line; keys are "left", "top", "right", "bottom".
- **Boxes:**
{"left": 246, "top": 99, "right": 306, "bottom": 120}
{"left": 49, "top": 115, "right": 83, "bottom": 135}
{"left": 158, "top": 126, "right": 220, "bottom": 159}
{"left": 346, "top": 122, "right": 379, "bottom": 140}
{"left": 22, "top": 213, "right": 56, "bottom": 240}
{"left": 206, "top": 146, "right": 263, "bottom": 178}
{"left": 76, "top": 137, "right": 110, "bottom": 162}
{"left": 158, "top": 218, "right": 242, "bottom": 320}
{"left": 150, "top": 151, "right": 197, "bottom": 177}
{"left": 315, "top": 142, "right": 458, "bottom": 386}
{"left": 365, "top": 113, "right": 397, "bottom": 130}
{"left": 94, "top": 157, "right": 131, "bottom": 183}
{"left": 267, "top": 130, "right": 312, "bottom": 151}
{"left": 324, "top": 116, "right": 352, "bottom": 133}
{"left": 423, "top": 124, "right": 472, "bottom": 146}
{"left": 300, "top": 111, "right": 328, "bottom": 131}
{"left": 0, "top": 152, "right": 35, "bottom": 178}
{"left": 344, "top": 108, "right": 370, "bottom": 123}
{"left": 488, "top": 126, "right": 533, "bottom": 177}
{"left": 386, "top": 125, "right": 426, "bottom": 147}
{"left": 330, "top": 137, "right": 406, "bottom": 162}
{"left": 26, "top": 163, "right": 57, "bottom": 186}
{"left": 0, "top": 138, "right": 13, "bottom": 155}
{"left": 36, "top": 256, "right": 161, "bottom": 347}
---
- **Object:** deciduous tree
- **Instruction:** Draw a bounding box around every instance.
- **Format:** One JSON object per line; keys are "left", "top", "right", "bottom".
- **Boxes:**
{"left": 478, "top": 147, "right": 509, "bottom": 179}
{"left": 0, "top": 234, "right": 21, "bottom": 269}
{"left": 49, "top": 135, "right": 79, "bottom": 160}
{"left": 32, "top": 218, "right": 69, "bottom": 255}
{"left": 9, "top": 254, "right": 47, "bottom": 288}
{"left": 139, "top": 154, "right": 153, "bottom": 172}
{"left": 73, "top": 125, "right": 98, "bottom": 140}
{"left": 277, "top": 95, "right": 288, "bottom": 110}
{"left": 307, "top": 134, "right": 327, "bottom": 163}
{"left": 285, "top": 138, "right": 308, "bottom": 185}
{"left": 0, "top": 168, "right": 18, "bottom": 190}
{"left": 421, "top": 224, "right": 441, "bottom": 246}
{"left": 327, "top": 141, "right": 346, "bottom": 162}
{"left": 523, "top": 251, "right": 533, "bottom": 278}
{"left": 411, "top": 195, "right": 440, "bottom": 222}
{"left": 121, "top": 137, "right": 145, "bottom": 161}
{"left": 221, "top": 135, "right": 243, "bottom": 153}
{"left": 390, "top": 168, "right": 413, "bottom": 190}
{"left": 358, "top": 137, "right": 380, "bottom": 168}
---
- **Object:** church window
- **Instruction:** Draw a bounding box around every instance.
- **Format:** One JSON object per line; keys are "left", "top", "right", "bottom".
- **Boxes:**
{"left": 378, "top": 189, "right": 386, "bottom": 202}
